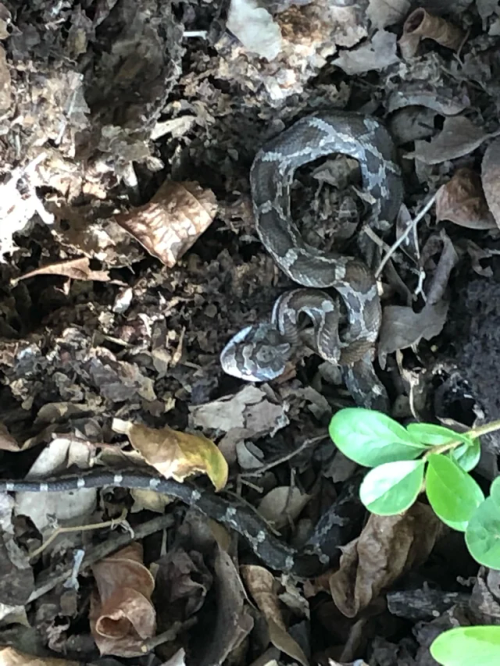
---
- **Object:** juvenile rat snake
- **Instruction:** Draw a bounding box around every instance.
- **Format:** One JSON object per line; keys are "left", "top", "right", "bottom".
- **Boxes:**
{"left": 221, "top": 111, "right": 403, "bottom": 409}
{"left": 0, "top": 114, "right": 404, "bottom": 580}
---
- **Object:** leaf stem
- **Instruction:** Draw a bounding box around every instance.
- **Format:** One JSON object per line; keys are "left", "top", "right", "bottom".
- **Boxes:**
{"left": 424, "top": 418, "right": 500, "bottom": 459}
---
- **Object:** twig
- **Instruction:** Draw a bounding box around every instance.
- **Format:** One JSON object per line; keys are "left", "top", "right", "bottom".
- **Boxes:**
{"left": 28, "top": 514, "right": 175, "bottom": 603}
{"left": 140, "top": 618, "right": 198, "bottom": 652}
{"left": 29, "top": 509, "right": 128, "bottom": 560}
{"left": 239, "top": 435, "right": 327, "bottom": 478}
{"left": 375, "top": 192, "right": 439, "bottom": 279}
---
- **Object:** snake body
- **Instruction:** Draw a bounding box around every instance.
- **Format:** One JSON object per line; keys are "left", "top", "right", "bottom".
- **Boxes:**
{"left": 0, "top": 470, "right": 364, "bottom": 577}
{"left": 221, "top": 111, "right": 403, "bottom": 403}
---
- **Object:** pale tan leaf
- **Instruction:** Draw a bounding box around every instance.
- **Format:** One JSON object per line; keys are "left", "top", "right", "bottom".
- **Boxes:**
{"left": 414, "top": 116, "right": 494, "bottom": 165}
{"left": 332, "top": 29, "right": 399, "bottom": 75}
{"left": 0, "top": 647, "right": 79, "bottom": 666}
{"left": 113, "top": 419, "right": 228, "bottom": 491}
{"left": 257, "top": 487, "right": 311, "bottom": 530}
{"left": 482, "top": 137, "right": 500, "bottom": 229}
{"left": 90, "top": 543, "right": 156, "bottom": 656}
{"left": 12, "top": 257, "right": 110, "bottom": 285}
{"left": 329, "top": 504, "right": 441, "bottom": 617}
{"left": 227, "top": 0, "right": 282, "bottom": 60}
{"left": 242, "top": 565, "right": 309, "bottom": 666}
{"left": 114, "top": 180, "right": 217, "bottom": 268}
{"left": 367, "top": 0, "right": 410, "bottom": 29}
{"left": 436, "top": 169, "right": 496, "bottom": 230}
{"left": 401, "top": 8, "right": 465, "bottom": 55}
{"left": 0, "top": 422, "right": 21, "bottom": 452}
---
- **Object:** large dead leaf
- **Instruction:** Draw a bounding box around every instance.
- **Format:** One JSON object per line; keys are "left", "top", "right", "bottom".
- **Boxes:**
{"left": 436, "top": 168, "right": 496, "bottom": 230}
{"left": 329, "top": 504, "right": 441, "bottom": 618}
{"left": 482, "top": 136, "right": 500, "bottom": 229}
{"left": 0, "top": 422, "right": 22, "bottom": 452}
{"left": 367, "top": 0, "right": 410, "bottom": 29}
{"left": 400, "top": 8, "right": 465, "bottom": 58}
{"left": 378, "top": 299, "right": 449, "bottom": 357}
{"left": 90, "top": 543, "right": 156, "bottom": 657}
{"left": 113, "top": 420, "right": 228, "bottom": 491}
{"left": 0, "top": 647, "right": 79, "bottom": 666}
{"left": 414, "top": 116, "right": 495, "bottom": 165}
{"left": 242, "top": 565, "right": 309, "bottom": 666}
{"left": 114, "top": 180, "right": 217, "bottom": 268}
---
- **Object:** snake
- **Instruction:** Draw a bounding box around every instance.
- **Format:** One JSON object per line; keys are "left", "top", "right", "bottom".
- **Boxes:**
{"left": 0, "top": 469, "right": 364, "bottom": 578}
{"left": 220, "top": 111, "right": 403, "bottom": 409}
{"left": 0, "top": 114, "right": 403, "bottom": 580}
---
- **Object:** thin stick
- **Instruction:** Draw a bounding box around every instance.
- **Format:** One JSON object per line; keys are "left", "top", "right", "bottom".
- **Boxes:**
{"left": 239, "top": 435, "right": 327, "bottom": 478}
{"left": 375, "top": 191, "right": 439, "bottom": 279}
{"left": 28, "top": 514, "right": 175, "bottom": 603}
{"left": 29, "top": 509, "right": 128, "bottom": 560}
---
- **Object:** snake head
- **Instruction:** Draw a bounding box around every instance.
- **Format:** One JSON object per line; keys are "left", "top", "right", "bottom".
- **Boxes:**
{"left": 220, "top": 323, "right": 292, "bottom": 382}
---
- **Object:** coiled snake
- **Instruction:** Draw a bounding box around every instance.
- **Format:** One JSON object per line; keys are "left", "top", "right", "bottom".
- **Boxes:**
{"left": 221, "top": 111, "right": 403, "bottom": 408}
{"left": 0, "top": 114, "right": 404, "bottom": 579}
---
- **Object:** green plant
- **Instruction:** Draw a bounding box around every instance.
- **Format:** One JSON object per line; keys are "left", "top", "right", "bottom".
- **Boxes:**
{"left": 329, "top": 408, "right": 500, "bottom": 569}
{"left": 329, "top": 408, "right": 500, "bottom": 666}
{"left": 430, "top": 626, "right": 500, "bottom": 666}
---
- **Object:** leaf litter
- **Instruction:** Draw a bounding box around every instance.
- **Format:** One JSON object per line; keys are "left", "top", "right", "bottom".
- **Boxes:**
{"left": 0, "top": 2, "right": 499, "bottom": 665}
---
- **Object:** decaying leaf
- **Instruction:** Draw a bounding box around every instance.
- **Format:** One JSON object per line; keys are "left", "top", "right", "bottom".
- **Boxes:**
{"left": 332, "top": 29, "right": 399, "bottom": 75}
{"left": 257, "top": 486, "right": 311, "bottom": 530}
{"left": 414, "top": 116, "right": 494, "bottom": 165}
{"left": 14, "top": 437, "right": 97, "bottom": 533}
{"left": 0, "top": 422, "right": 22, "bottom": 452}
{"left": 378, "top": 299, "right": 449, "bottom": 358}
{"left": 242, "top": 565, "right": 309, "bottom": 666}
{"left": 0, "top": 647, "right": 80, "bottom": 666}
{"left": 436, "top": 169, "right": 497, "bottom": 230}
{"left": 113, "top": 419, "right": 228, "bottom": 491}
{"left": 12, "top": 257, "right": 110, "bottom": 285}
{"left": 482, "top": 136, "right": 500, "bottom": 228}
{"left": 90, "top": 543, "right": 156, "bottom": 657}
{"left": 400, "top": 8, "right": 465, "bottom": 58}
{"left": 329, "top": 504, "right": 441, "bottom": 617}
{"left": 114, "top": 180, "right": 217, "bottom": 268}
{"left": 189, "top": 385, "right": 289, "bottom": 464}
{"left": 367, "top": 0, "right": 410, "bottom": 30}
{"left": 227, "top": 0, "right": 282, "bottom": 60}
{"left": 0, "top": 44, "right": 11, "bottom": 112}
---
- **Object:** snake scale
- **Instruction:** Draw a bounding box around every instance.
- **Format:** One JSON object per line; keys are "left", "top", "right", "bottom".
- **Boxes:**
{"left": 221, "top": 111, "right": 403, "bottom": 409}
{"left": 0, "top": 113, "right": 403, "bottom": 578}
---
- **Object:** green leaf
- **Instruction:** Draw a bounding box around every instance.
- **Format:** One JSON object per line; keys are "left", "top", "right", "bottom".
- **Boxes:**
{"left": 430, "top": 626, "right": 500, "bottom": 666}
{"left": 360, "top": 460, "right": 425, "bottom": 515}
{"left": 425, "top": 454, "right": 484, "bottom": 532}
{"left": 465, "top": 488, "right": 500, "bottom": 569}
{"left": 329, "top": 409, "right": 426, "bottom": 468}
{"left": 407, "top": 423, "right": 473, "bottom": 448}
{"left": 490, "top": 476, "right": 500, "bottom": 505}
{"left": 450, "top": 437, "right": 480, "bottom": 472}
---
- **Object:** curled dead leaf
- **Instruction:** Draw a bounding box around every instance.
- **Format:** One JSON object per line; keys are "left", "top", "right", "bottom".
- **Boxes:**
{"left": 400, "top": 8, "right": 465, "bottom": 58}
{"left": 329, "top": 504, "right": 441, "bottom": 618}
{"left": 482, "top": 136, "right": 500, "bottom": 229}
{"left": 257, "top": 486, "right": 311, "bottom": 530}
{"left": 113, "top": 419, "right": 228, "bottom": 491}
{"left": 114, "top": 180, "right": 217, "bottom": 268}
{"left": 241, "top": 565, "right": 309, "bottom": 666}
{"left": 436, "top": 169, "right": 497, "bottom": 230}
{"left": 11, "top": 257, "right": 110, "bottom": 285}
{"left": 90, "top": 543, "right": 156, "bottom": 657}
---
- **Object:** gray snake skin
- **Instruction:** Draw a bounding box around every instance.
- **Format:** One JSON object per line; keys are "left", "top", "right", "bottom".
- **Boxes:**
{"left": 221, "top": 111, "right": 403, "bottom": 408}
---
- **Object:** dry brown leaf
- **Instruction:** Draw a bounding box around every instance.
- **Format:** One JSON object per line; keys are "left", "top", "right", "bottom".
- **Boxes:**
{"left": 332, "top": 29, "right": 399, "bottom": 75}
{"left": 241, "top": 565, "right": 309, "bottom": 666}
{"left": 378, "top": 299, "right": 449, "bottom": 357}
{"left": 12, "top": 257, "right": 110, "bottom": 285}
{"left": 257, "top": 487, "right": 311, "bottom": 530}
{"left": 400, "top": 8, "right": 465, "bottom": 58}
{"left": 329, "top": 504, "right": 441, "bottom": 618}
{"left": 482, "top": 136, "right": 500, "bottom": 229}
{"left": 414, "top": 116, "right": 493, "bottom": 165}
{"left": 114, "top": 180, "right": 217, "bottom": 268}
{"left": 0, "top": 647, "right": 80, "bottom": 666}
{"left": 436, "top": 169, "right": 497, "bottom": 230}
{"left": 0, "top": 422, "right": 21, "bottom": 452}
{"left": 367, "top": 0, "right": 410, "bottom": 29}
{"left": 113, "top": 419, "right": 228, "bottom": 491}
{"left": 0, "top": 44, "right": 11, "bottom": 112}
{"left": 90, "top": 543, "right": 156, "bottom": 657}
